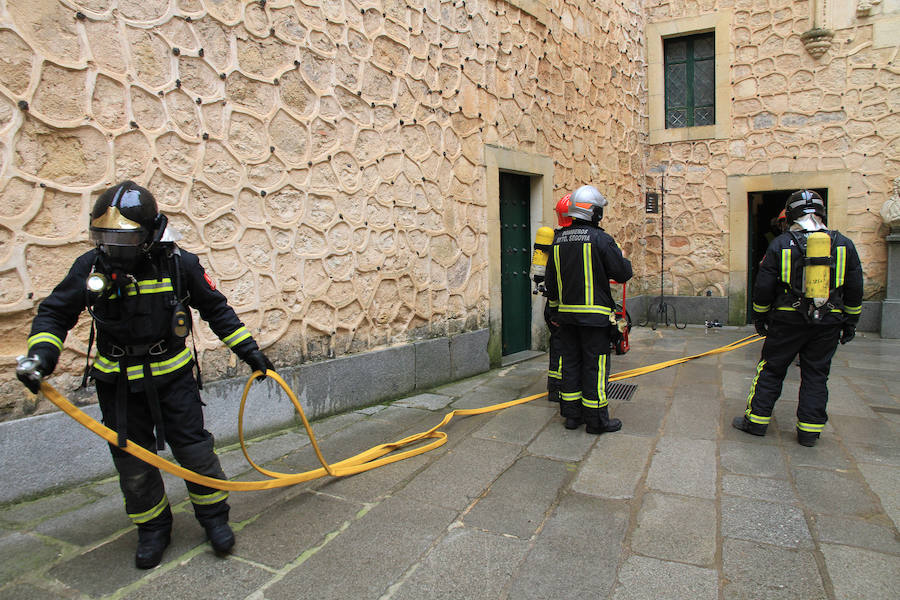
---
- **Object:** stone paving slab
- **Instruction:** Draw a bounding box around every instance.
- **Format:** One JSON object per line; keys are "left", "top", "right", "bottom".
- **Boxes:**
{"left": 390, "top": 527, "right": 531, "bottom": 600}
{"left": 611, "top": 555, "right": 718, "bottom": 600}
{"left": 820, "top": 543, "right": 900, "bottom": 600}
{"left": 471, "top": 402, "right": 555, "bottom": 446}
{"left": 262, "top": 496, "right": 456, "bottom": 600}
{"left": 122, "top": 551, "right": 272, "bottom": 600}
{"left": 507, "top": 493, "right": 628, "bottom": 600}
{"left": 792, "top": 467, "right": 883, "bottom": 518}
{"left": 463, "top": 455, "right": 569, "bottom": 539}
{"left": 395, "top": 437, "right": 520, "bottom": 510}
{"left": 630, "top": 492, "right": 716, "bottom": 566}
{"left": 722, "top": 473, "right": 798, "bottom": 504}
{"left": 233, "top": 491, "right": 364, "bottom": 568}
{"left": 858, "top": 462, "right": 900, "bottom": 528}
{"left": 811, "top": 514, "right": 900, "bottom": 554}
{"left": 645, "top": 436, "right": 717, "bottom": 498}
{"left": 722, "top": 538, "right": 826, "bottom": 600}
{"left": 721, "top": 496, "right": 814, "bottom": 548}
{"left": 573, "top": 434, "right": 654, "bottom": 499}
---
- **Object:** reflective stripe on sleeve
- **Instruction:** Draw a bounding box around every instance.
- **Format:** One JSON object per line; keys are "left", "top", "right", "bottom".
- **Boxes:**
{"left": 781, "top": 248, "right": 791, "bottom": 284}
{"left": 223, "top": 326, "right": 251, "bottom": 348}
{"left": 28, "top": 332, "right": 64, "bottom": 352}
{"left": 835, "top": 246, "right": 846, "bottom": 288}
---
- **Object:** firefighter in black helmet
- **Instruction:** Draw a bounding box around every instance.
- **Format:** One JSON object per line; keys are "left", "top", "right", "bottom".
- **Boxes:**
{"left": 544, "top": 185, "right": 632, "bottom": 434}
{"left": 733, "top": 189, "right": 864, "bottom": 446}
{"left": 17, "top": 181, "right": 274, "bottom": 568}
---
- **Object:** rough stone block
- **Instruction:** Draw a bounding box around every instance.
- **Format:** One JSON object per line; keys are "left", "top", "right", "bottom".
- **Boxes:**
{"left": 507, "top": 494, "right": 628, "bottom": 600}
{"left": 723, "top": 538, "right": 826, "bottom": 600}
{"left": 450, "top": 328, "right": 490, "bottom": 380}
{"left": 631, "top": 492, "right": 717, "bottom": 566}
{"left": 574, "top": 434, "right": 654, "bottom": 499}
{"left": 612, "top": 555, "right": 718, "bottom": 600}
{"left": 721, "top": 495, "right": 813, "bottom": 548}
{"left": 464, "top": 455, "right": 568, "bottom": 538}
{"left": 646, "top": 437, "right": 717, "bottom": 498}
{"left": 820, "top": 543, "right": 900, "bottom": 600}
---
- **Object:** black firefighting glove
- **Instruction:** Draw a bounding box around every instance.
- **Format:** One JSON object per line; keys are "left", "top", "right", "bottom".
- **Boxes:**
{"left": 839, "top": 323, "right": 856, "bottom": 345}
{"left": 16, "top": 349, "right": 57, "bottom": 394}
{"left": 753, "top": 318, "right": 768, "bottom": 337}
{"left": 244, "top": 349, "right": 274, "bottom": 380}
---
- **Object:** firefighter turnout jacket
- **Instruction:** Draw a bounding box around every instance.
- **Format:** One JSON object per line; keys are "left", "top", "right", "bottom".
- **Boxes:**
{"left": 751, "top": 230, "right": 863, "bottom": 326}
{"left": 27, "top": 245, "right": 261, "bottom": 389}
{"left": 544, "top": 221, "right": 633, "bottom": 326}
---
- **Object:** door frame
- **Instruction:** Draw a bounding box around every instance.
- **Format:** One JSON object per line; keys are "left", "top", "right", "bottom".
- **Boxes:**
{"left": 726, "top": 170, "right": 849, "bottom": 325}
{"left": 485, "top": 145, "right": 555, "bottom": 366}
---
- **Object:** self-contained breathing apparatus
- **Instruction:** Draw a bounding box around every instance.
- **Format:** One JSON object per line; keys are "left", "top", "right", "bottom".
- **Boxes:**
{"left": 782, "top": 190, "right": 838, "bottom": 324}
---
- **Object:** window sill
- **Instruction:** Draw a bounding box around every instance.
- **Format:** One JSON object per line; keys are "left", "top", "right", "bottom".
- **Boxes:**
{"left": 649, "top": 123, "right": 722, "bottom": 145}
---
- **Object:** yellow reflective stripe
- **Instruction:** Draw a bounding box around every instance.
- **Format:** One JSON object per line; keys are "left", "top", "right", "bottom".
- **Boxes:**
{"left": 583, "top": 243, "right": 593, "bottom": 305}
{"left": 554, "top": 245, "right": 563, "bottom": 301}
{"left": 752, "top": 303, "right": 770, "bottom": 313}
{"left": 28, "top": 332, "right": 63, "bottom": 352}
{"left": 844, "top": 305, "right": 862, "bottom": 315}
{"left": 595, "top": 354, "right": 608, "bottom": 408}
{"left": 797, "top": 421, "right": 825, "bottom": 432}
{"left": 128, "top": 495, "right": 169, "bottom": 524}
{"left": 746, "top": 359, "right": 765, "bottom": 413}
{"left": 775, "top": 306, "right": 798, "bottom": 311}
{"left": 94, "top": 348, "right": 193, "bottom": 380}
{"left": 548, "top": 356, "right": 561, "bottom": 379}
{"left": 560, "top": 391, "right": 581, "bottom": 403}
{"left": 835, "top": 246, "right": 846, "bottom": 288}
{"left": 781, "top": 248, "right": 791, "bottom": 284}
{"left": 747, "top": 413, "right": 771, "bottom": 425}
{"left": 223, "top": 327, "right": 251, "bottom": 348}
{"left": 189, "top": 490, "right": 229, "bottom": 505}
{"left": 122, "top": 278, "right": 174, "bottom": 296}
{"left": 557, "top": 304, "right": 613, "bottom": 315}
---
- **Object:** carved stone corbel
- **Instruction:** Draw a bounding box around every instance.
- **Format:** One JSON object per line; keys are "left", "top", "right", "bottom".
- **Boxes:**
{"left": 800, "top": 27, "right": 834, "bottom": 58}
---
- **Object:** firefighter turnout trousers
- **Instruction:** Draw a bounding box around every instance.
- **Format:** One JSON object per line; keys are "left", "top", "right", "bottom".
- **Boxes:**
{"left": 97, "top": 369, "right": 229, "bottom": 531}
{"left": 547, "top": 322, "right": 563, "bottom": 394}
{"left": 557, "top": 324, "right": 611, "bottom": 420}
{"left": 745, "top": 321, "right": 842, "bottom": 435}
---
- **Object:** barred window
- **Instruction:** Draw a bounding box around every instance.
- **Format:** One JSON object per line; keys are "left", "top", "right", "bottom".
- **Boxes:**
{"left": 664, "top": 32, "right": 715, "bottom": 129}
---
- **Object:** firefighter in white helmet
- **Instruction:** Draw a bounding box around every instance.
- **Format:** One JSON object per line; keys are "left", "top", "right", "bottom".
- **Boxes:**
{"left": 544, "top": 185, "right": 632, "bottom": 433}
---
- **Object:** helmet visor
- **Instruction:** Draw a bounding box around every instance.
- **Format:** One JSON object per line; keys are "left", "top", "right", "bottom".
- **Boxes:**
{"left": 90, "top": 228, "right": 148, "bottom": 247}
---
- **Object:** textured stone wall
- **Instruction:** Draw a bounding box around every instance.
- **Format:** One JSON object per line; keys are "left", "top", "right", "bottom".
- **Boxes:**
{"left": 0, "top": 0, "right": 648, "bottom": 420}
{"left": 641, "top": 0, "right": 898, "bottom": 299}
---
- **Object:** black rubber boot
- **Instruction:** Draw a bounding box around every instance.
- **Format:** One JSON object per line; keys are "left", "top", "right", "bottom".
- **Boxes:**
{"left": 585, "top": 407, "right": 622, "bottom": 435}
{"left": 135, "top": 528, "right": 171, "bottom": 569}
{"left": 547, "top": 389, "right": 560, "bottom": 403}
{"left": 564, "top": 417, "right": 583, "bottom": 430}
{"left": 205, "top": 520, "right": 235, "bottom": 556}
{"left": 732, "top": 415, "right": 767, "bottom": 436}
{"left": 796, "top": 429, "right": 820, "bottom": 447}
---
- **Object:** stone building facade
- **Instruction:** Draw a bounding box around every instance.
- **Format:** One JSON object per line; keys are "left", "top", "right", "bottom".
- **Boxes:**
{"left": 0, "top": 0, "right": 897, "bottom": 423}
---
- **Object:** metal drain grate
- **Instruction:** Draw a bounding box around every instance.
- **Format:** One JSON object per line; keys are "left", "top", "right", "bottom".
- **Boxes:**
{"left": 607, "top": 382, "right": 638, "bottom": 401}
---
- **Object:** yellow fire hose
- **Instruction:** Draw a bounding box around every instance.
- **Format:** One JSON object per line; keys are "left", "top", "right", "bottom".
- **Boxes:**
{"left": 38, "top": 334, "right": 762, "bottom": 492}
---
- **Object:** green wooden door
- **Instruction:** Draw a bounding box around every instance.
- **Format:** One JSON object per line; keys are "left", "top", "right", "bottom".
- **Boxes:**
{"left": 500, "top": 173, "right": 532, "bottom": 355}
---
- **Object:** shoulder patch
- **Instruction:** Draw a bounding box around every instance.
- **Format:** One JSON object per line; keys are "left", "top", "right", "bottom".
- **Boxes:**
{"left": 204, "top": 272, "right": 216, "bottom": 290}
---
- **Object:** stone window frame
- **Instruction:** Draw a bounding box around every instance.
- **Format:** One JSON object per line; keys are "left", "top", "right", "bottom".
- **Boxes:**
{"left": 648, "top": 11, "right": 733, "bottom": 144}
{"left": 484, "top": 145, "right": 555, "bottom": 366}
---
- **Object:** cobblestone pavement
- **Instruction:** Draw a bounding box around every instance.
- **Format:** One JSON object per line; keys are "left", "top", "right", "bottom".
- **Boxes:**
{"left": 2, "top": 326, "right": 899, "bottom": 599}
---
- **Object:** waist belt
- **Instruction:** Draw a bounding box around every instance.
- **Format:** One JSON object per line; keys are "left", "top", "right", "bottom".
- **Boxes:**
{"left": 101, "top": 339, "right": 168, "bottom": 358}
{"left": 104, "top": 339, "right": 170, "bottom": 452}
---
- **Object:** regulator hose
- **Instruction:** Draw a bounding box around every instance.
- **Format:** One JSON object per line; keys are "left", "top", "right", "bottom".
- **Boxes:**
{"left": 38, "top": 334, "right": 762, "bottom": 491}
